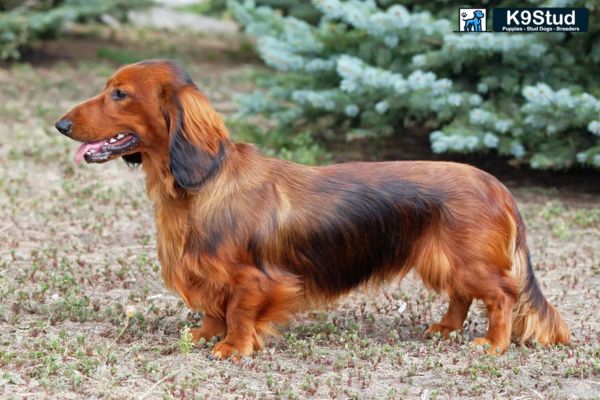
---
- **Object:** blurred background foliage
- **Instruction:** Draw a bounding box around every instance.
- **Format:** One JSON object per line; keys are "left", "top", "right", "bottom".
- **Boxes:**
{"left": 182, "top": 0, "right": 322, "bottom": 23}
{"left": 0, "top": 0, "right": 150, "bottom": 60}
{"left": 2, "top": 0, "right": 599, "bottom": 171}
{"left": 227, "top": 0, "right": 600, "bottom": 170}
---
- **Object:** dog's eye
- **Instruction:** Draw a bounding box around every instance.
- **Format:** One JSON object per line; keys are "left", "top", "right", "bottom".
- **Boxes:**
{"left": 112, "top": 89, "right": 127, "bottom": 101}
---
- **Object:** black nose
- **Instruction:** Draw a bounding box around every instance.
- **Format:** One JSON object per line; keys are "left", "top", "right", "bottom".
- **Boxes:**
{"left": 55, "top": 119, "right": 72, "bottom": 135}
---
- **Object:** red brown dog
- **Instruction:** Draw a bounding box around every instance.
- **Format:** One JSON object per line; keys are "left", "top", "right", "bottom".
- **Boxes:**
{"left": 56, "top": 60, "right": 569, "bottom": 359}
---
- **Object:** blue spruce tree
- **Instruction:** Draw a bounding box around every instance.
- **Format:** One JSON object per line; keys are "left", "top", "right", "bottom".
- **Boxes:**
{"left": 230, "top": 0, "right": 600, "bottom": 169}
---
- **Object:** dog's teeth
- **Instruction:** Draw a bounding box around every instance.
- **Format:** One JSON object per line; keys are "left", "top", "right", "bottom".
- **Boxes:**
{"left": 116, "top": 133, "right": 125, "bottom": 140}
{"left": 109, "top": 138, "right": 117, "bottom": 144}
{"left": 88, "top": 149, "right": 96, "bottom": 154}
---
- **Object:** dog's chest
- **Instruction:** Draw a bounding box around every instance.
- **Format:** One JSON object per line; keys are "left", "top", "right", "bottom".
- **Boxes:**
{"left": 154, "top": 200, "right": 191, "bottom": 289}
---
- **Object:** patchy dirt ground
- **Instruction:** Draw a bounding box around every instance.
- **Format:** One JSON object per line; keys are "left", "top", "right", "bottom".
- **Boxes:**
{"left": 1, "top": 26, "right": 599, "bottom": 399}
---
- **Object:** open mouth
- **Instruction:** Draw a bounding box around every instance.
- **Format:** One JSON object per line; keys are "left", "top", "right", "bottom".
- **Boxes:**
{"left": 75, "top": 133, "right": 139, "bottom": 164}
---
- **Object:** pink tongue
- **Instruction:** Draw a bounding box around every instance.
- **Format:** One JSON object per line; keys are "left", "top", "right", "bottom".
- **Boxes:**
{"left": 75, "top": 141, "right": 106, "bottom": 164}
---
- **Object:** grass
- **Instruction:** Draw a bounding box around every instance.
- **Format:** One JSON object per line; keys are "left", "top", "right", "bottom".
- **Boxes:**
{"left": 0, "top": 24, "right": 599, "bottom": 399}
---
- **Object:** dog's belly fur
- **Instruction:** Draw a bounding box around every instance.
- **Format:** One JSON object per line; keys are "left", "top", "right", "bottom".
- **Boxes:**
{"left": 157, "top": 152, "right": 515, "bottom": 304}
{"left": 252, "top": 160, "right": 514, "bottom": 299}
{"left": 253, "top": 163, "right": 447, "bottom": 298}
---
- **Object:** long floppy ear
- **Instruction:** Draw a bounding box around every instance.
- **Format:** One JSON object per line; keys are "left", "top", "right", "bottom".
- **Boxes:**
{"left": 166, "top": 85, "right": 228, "bottom": 190}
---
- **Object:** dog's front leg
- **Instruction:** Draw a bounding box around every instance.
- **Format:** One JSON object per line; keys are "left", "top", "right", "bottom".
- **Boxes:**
{"left": 171, "top": 273, "right": 228, "bottom": 343}
{"left": 191, "top": 315, "right": 227, "bottom": 343}
{"left": 211, "top": 269, "right": 264, "bottom": 361}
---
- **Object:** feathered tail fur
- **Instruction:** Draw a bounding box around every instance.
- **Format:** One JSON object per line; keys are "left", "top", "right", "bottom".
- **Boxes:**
{"left": 511, "top": 245, "right": 570, "bottom": 346}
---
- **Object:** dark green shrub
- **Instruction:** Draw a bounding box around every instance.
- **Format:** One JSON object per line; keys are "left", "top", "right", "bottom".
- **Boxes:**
{"left": 0, "top": 0, "right": 151, "bottom": 60}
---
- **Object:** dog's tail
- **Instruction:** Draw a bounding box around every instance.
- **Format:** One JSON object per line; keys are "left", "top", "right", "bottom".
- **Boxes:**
{"left": 510, "top": 239, "right": 570, "bottom": 346}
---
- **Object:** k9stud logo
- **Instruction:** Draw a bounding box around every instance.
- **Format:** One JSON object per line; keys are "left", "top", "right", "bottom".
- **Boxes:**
{"left": 458, "top": 8, "right": 487, "bottom": 32}
{"left": 493, "top": 8, "right": 589, "bottom": 32}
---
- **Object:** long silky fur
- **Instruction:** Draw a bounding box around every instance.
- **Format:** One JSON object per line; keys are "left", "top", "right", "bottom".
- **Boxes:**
{"left": 58, "top": 60, "right": 570, "bottom": 358}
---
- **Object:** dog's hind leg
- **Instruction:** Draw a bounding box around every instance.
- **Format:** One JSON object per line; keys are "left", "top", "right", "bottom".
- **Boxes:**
{"left": 416, "top": 235, "right": 474, "bottom": 338}
{"left": 468, "top": 271, "right": 517, "bottom": 355}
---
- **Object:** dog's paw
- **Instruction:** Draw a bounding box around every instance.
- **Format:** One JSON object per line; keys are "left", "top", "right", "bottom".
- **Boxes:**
{"left": 425, "top": 323, "right": 457, "bottom": 339}
{"left": 470, "top": 337, "right": 507, "bottom": 355}
{"left": 211, "top": 340, "right": 253, "bottom": 361}
{"left": 190, "top": 327, "right": 222, "bottom": 344}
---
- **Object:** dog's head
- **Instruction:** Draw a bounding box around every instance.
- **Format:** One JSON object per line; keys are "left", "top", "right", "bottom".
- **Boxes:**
{"left": 55, "top": 60, "right": 228, "bottom": 189}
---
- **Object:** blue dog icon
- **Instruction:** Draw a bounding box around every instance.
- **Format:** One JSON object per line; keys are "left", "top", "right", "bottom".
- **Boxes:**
{"left": 463, "top": 10, "right": 485, "bottom": 31}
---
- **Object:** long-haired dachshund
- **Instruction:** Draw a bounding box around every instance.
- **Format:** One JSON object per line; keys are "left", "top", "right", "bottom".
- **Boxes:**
{"left": 55, "top": 60, "right": 569, "bottom": 359}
